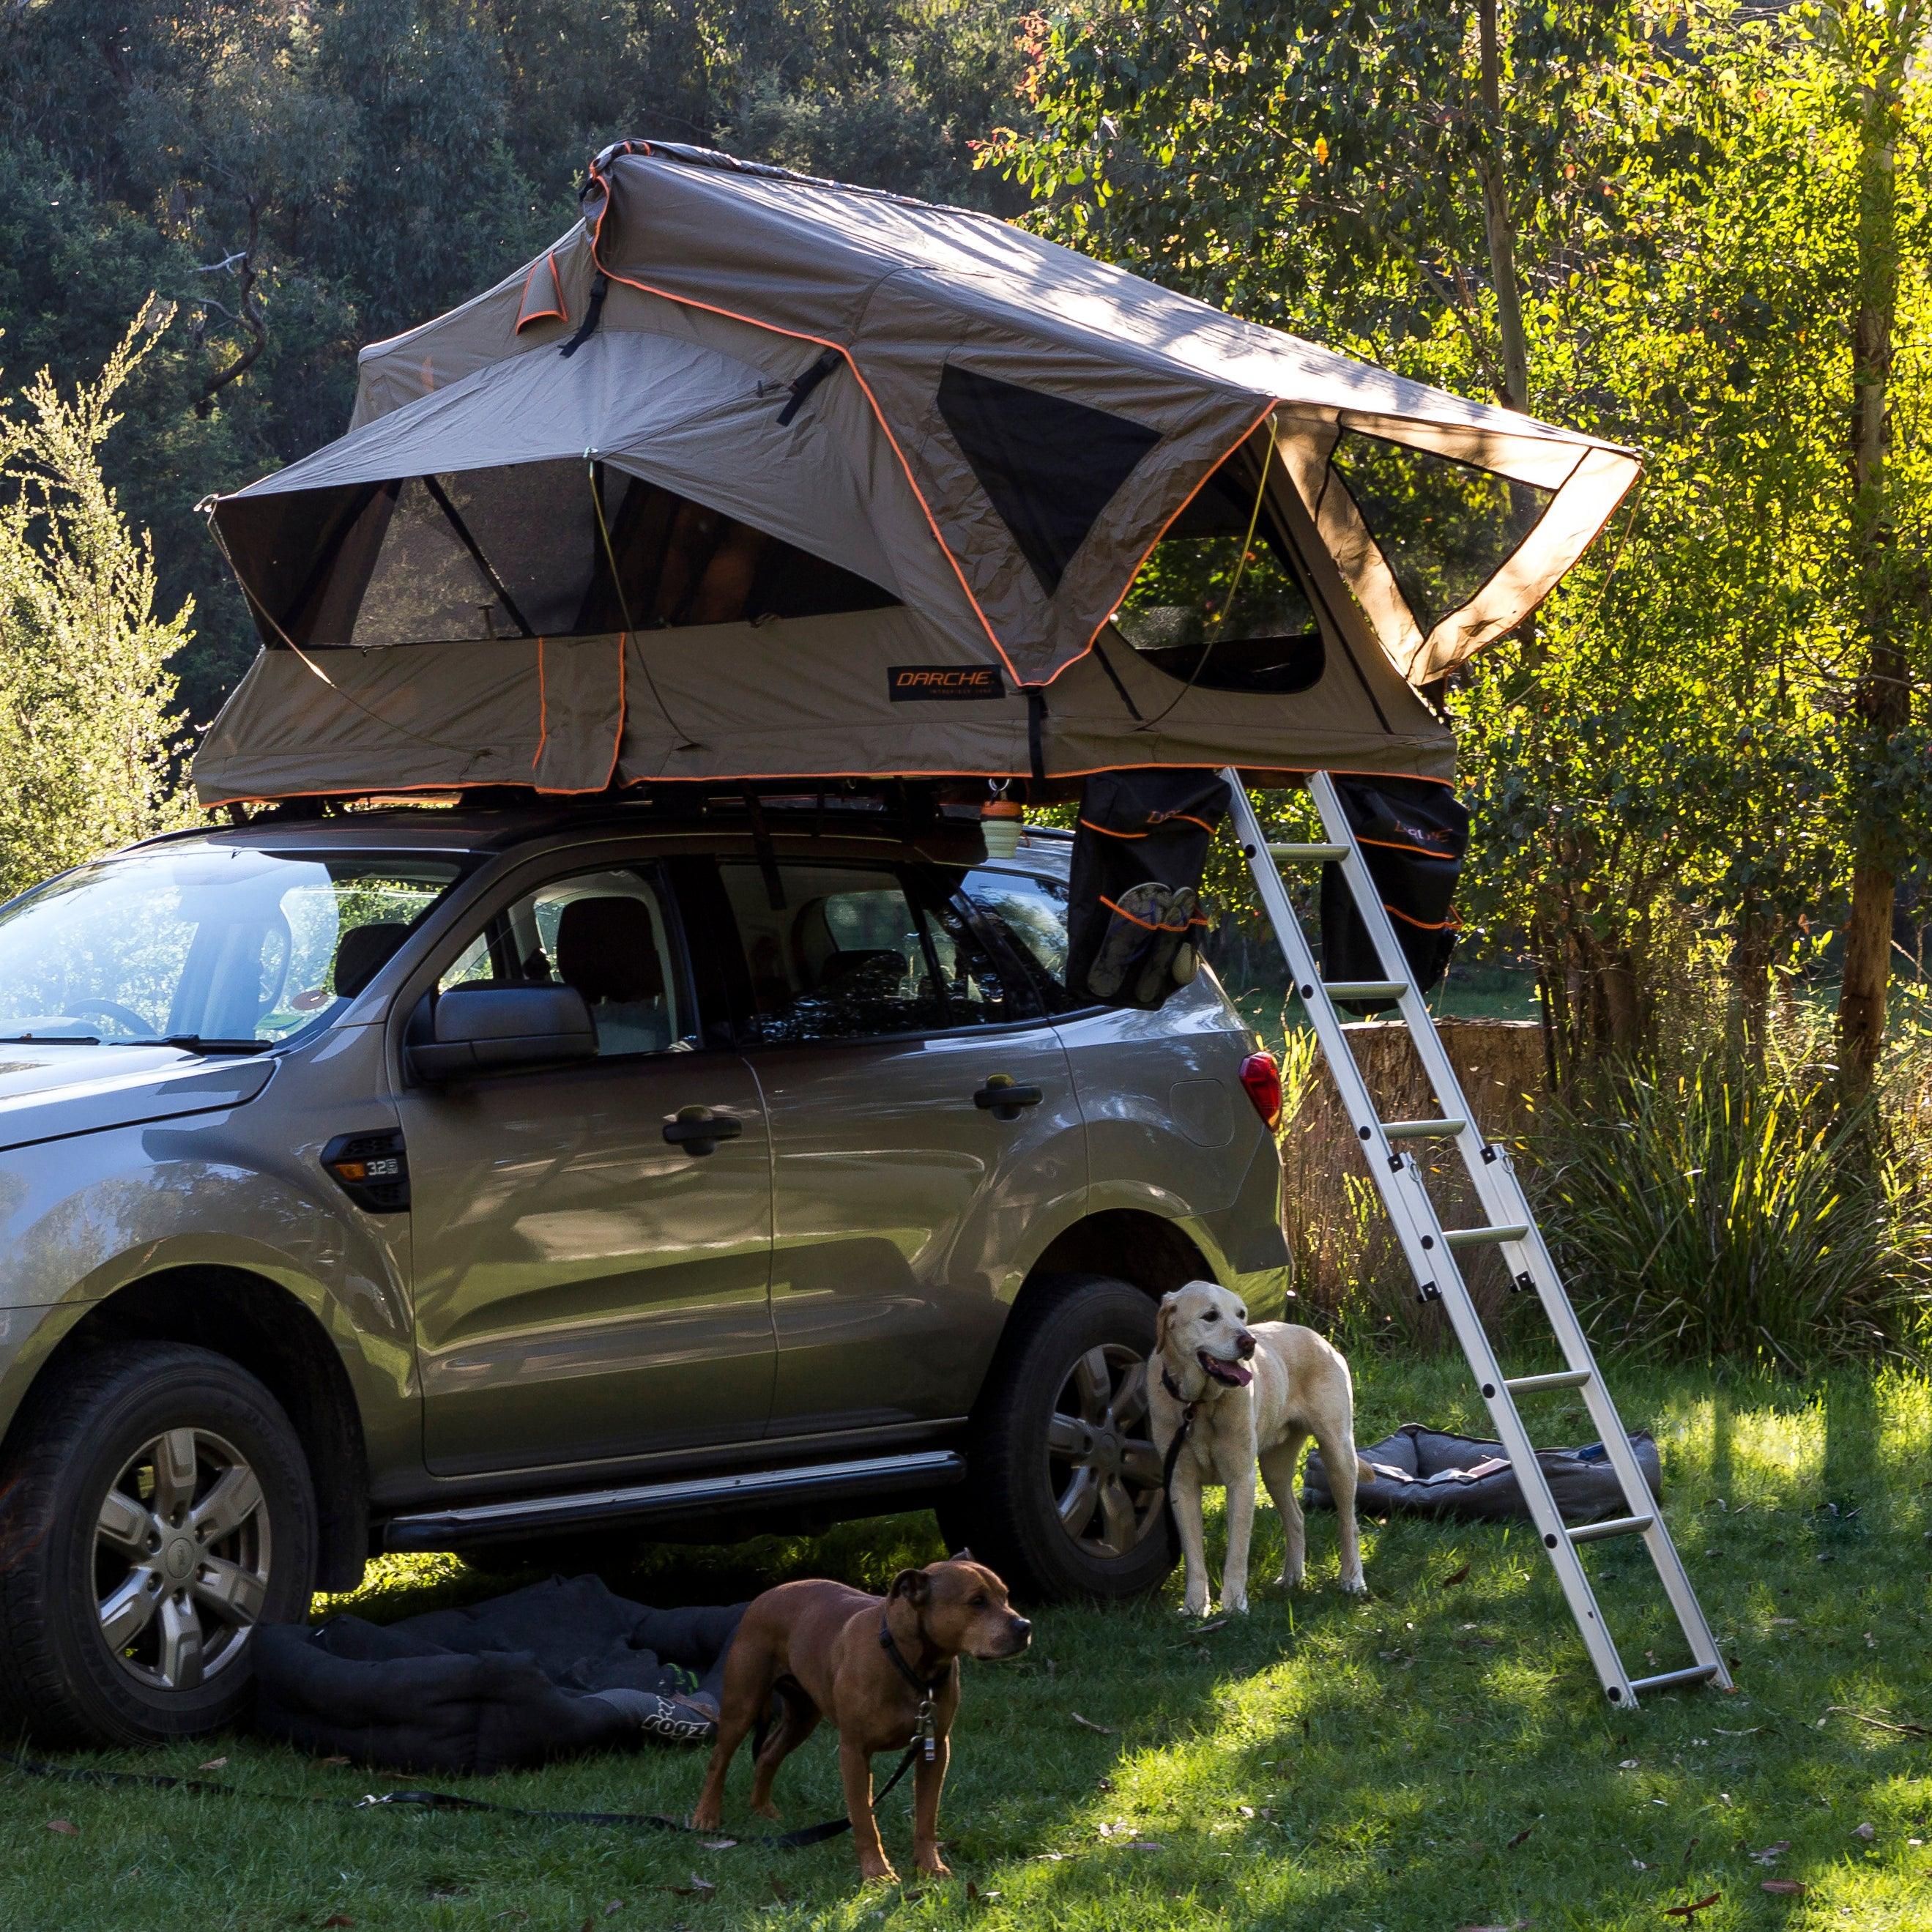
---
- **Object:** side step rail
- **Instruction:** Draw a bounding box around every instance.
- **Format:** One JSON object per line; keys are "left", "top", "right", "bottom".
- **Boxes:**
{"left": 1224, "top": 768, "right": 1730, "bottom": 1708}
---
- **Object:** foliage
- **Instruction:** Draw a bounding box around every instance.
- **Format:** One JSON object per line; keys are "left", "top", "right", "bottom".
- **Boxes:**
{"left": 0, "top": 303, "right": 191, "bottom": 899}
{"left": 1003, "top": 3, "right": 1932, "bottom": 1075}
{"left": 1530, "top": 1024, "right": 1932, "bottom": 1375}
{"left": 0, "top": 0, "right": 1035, "bottom": 718}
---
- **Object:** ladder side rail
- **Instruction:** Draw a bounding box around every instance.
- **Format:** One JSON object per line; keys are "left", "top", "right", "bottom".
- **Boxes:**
{"left": 1300, "top": 772, "right": 1729, "bottom": 1693}
{"left": 1471, "top": 1190, "right": 1733, "bottom": 1687}
{"left": 1222, "top": 776, "right": 1638, "bottom": 1705}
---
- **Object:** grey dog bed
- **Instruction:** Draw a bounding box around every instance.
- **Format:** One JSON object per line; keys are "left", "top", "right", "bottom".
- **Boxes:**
{"left": 1303, "top": 1423, "right": 1662, "bottom": 1523}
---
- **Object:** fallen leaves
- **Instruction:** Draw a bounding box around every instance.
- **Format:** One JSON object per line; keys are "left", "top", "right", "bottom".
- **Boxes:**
{"left": 1761, "top": 1879, "right": 1807, "bottom": 1896}
{"left": 1505, "top": 1825, "right": 1535, "bottom": 1850}
{"left": 1851, "top": 1821, "right": 1876, "bottom": 1842}
{"left": 45, "top": 1819, "right": 77, "bottom": 1837}
{"left": 196, "top": 1756, "right": 228, "bottom": 1772}
{"left": 1747, "top": 1840, "right": 1790, "bottom": 1865}
{"left": 699, "top": 1838, "right": 736, "bottom": 1851}
{"left": 1454, "top": 1920, "right": 1528, "bottom": 1931}
{"left": 659, "top": 1874, "right": 717, "bottom": 1898}
{"left": 1069, "top": 1712, "right": 1116, "bottom": 1735}
{"left": 1663, "top": 1893, "right": 1720, "bottom": 1920}
{"left": 1439, "top": 1563, "right": 1471, "bottom": 1588}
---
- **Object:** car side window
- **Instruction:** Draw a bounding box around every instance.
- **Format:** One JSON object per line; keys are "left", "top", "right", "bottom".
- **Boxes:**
{"left": 439, "top": 865, "right": 693, "bottom": 1058}
{"left": 718, "top": 861, "right": 1035, "bottom": 1043}
{"left": 956, "top": 868, "right": 1076, "bottom": 1011}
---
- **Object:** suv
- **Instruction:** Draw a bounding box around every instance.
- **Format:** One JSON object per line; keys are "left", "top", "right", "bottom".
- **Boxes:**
{"left": 0, "top": 797, "right": 1287, "bottom": 1745}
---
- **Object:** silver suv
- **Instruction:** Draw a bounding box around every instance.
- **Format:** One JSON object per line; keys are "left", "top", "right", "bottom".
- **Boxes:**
{"left": 0, "top": 798, "right": 1287, "bottom": 1745}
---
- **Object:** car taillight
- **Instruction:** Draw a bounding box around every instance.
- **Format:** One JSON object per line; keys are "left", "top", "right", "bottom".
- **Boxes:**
{"left": 1238, "top": 1050, "right": 1283, "bottom": 1130}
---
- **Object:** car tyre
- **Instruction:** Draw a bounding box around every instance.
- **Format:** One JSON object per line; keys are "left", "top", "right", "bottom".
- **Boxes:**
{"left": 940, "top": 1273, "right": 1174, "bottom": 1602}
{"left": 0, "top": 1342, "right": 319, "bottom": 1747}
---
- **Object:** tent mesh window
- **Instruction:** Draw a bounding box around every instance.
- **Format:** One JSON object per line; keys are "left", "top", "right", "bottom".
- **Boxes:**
{"left": 937, "top": 363, "right": 1161, "bottom": 595}
{"left": 1327, "top": 431, "right": 1555, "bottom": 637}
{"left": 234, "top": 463, "right": 897, "bottom": 650}
{"left": 1112, "top": 452, "right": 1326, "bottom": 695}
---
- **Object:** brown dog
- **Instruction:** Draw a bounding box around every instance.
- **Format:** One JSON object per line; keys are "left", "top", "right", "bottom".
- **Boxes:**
{"left": 691, "top": 1557, "right": 1030, "bottom": 1882}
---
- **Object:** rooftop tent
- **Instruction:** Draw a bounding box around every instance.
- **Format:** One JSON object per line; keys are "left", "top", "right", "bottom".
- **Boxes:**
{"left": 193, "top": 141, "right": 1639, "bottom": 806}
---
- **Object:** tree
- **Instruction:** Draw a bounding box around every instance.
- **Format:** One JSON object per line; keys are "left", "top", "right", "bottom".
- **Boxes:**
{"left": 1824, "top": 0, "right": 1930, "bottom": 1092}
{"left": 0, "top": 302, "right": 192, "bottom": 896}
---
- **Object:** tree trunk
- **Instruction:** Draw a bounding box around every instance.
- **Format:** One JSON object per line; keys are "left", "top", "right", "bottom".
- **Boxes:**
{"left": 1476, "top": 0, "right": 1531, "bottom": 414}
{"left": 1836, "top": 23, "right": 1910, "bottom": 1096}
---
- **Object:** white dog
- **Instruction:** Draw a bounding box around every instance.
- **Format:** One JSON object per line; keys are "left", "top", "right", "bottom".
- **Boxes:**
{"left": 1148, "top": 1280, "right": 1371, "bottom": 1613}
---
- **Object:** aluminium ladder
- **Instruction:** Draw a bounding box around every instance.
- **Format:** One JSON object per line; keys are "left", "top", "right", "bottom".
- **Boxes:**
{"left": 1223, "top": 768, "right": 1731, "bottom": 1708}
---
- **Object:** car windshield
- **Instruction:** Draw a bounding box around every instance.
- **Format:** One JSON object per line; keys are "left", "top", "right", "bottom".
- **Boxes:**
{"left": 0, "top": 844, "right": 466, "bottom": 1050}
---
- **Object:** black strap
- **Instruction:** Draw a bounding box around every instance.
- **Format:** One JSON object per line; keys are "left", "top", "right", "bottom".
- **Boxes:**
{"left": 5, "top": 1745, "right": 916, "bottom": 1853}
{"left": 560, "top": 271, "right": 609, "bottom": 359}
{"left": 1025, "top": 686, "right": 1048, "bottom": 781}
{"left": 877, "top": 1616, "right": 951, "bottom": 1699}
{"left": 776, "top": 347, "right": 843, "bottom": 426}
{"left": 1091, "top": 635, "right": 1145, "bottom": 722}
{"left": 1158, "top": 1365, "right": 1200, "bottom": 1546}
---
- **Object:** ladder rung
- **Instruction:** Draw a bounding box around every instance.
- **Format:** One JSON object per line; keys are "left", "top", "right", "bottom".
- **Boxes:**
{"left": 1625, "top": 1662, "right": 1720, "bottom": 1696}
{"left": 1383, "top": 1116, "right": 1467, "bottom": 1140}
{"left": 1320, "top": 979, "right": 1408, "bottom": 1001}
{"left": 1504, "top": 1369, "right": 1593, "bottom": 1394}
{"left": 1266, "top": 841, "right": 1350, "bottom": 862}
{"left": 1569, "top": 1511, "right": 1655, "bottom": 1545}
{"left": 1442, "top": 1222, "right": 1530, "bottom": 1250}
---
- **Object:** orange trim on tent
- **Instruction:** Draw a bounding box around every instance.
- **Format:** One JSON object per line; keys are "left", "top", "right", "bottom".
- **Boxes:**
{"left": 513, "top": 250, "right": 570, "bottom": 333}
{"left": 530, "top": 631, "right": 631, "bottom": 797}
{"left": 1356, "top": 831, "right": 1460, "bottom": 860}
{"left": 1077, "top": 817, "right": 1145, "bottom": 839}
{"left": 200, "top": 759, "right": 1457, "bottom": 811}
{"left": 530, "top": 636, "right": 549, "bottom": 772}
{"left": 1383, "top": 903, "right": 1460, "bottom": 932}
{"left": 1054, "top": 397, "right": 1280, "bottom": 688}
{"left": 1097, "top": 892, "right": 1195, "bottom": 934}
{"left": 581, "top": 155, "right": 1021, "bottom": 684}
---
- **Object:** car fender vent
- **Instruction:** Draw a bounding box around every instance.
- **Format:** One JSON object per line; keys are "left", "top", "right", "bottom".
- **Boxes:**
{"left": 321, "top": 1129, "right": 409, "bottom": 1214}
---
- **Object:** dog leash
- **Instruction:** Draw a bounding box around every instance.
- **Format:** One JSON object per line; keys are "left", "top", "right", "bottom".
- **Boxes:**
{"left": 4, "top": 1745, "right": 918, "bottom": 1851}
{"left": 1158, "top": 1364, "right": 1203, "bottom": 1545}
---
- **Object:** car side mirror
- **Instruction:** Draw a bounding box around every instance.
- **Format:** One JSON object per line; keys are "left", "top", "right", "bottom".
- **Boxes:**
{"left": 407, "top": 984, "right": 597, "bottom": 1084}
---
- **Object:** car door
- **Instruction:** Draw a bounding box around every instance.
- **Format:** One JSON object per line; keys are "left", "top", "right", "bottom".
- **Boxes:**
{"left": 713, "top": 852, "right": 1084, "bottom": 1438}
{"left": 395, "top": 852, "right": 776, "bottom": 1476}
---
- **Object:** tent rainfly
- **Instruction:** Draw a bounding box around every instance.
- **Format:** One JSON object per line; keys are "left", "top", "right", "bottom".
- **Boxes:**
{"left": 193, "top": 141, "right": 1640, "bottom": 807}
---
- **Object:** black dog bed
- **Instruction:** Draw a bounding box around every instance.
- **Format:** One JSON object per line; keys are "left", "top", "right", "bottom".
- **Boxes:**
{"left": 1303, "top": 1423, "right": 1662, "bottom": 1524}
{"left": 253, "top": 1575, "right": 746, "bottom": 1773}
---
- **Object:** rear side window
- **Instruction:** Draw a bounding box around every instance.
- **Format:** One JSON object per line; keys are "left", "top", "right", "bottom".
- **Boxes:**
{"left": 719, "top": 860, "right": 1039, "bottom": 1042}
{"left": 956, "top": 869, "right": 1075, "bottom": 1010}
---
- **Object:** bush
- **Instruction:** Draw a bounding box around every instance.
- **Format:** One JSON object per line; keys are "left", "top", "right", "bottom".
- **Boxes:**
{"left": 1530, "top": 1036, "right": 1932, "bottom": 1374}
{"left": 0, "top": 300, "right": 191, "bottom": 898}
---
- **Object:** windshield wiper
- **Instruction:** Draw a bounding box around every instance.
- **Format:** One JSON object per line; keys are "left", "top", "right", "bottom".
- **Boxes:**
{"left": 0, "top": 1033, "right": 102, "bottom": 1044}
{"left": 145, "top": 1036, "right": 275, "bottom": 1056}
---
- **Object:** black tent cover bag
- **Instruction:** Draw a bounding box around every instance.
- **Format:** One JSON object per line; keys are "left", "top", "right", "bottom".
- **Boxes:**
{"left": 1303, "top": 1423, "right": 1662, "bottom": 1524}
{"left": 1066, "top": 768, "right": 1230, "bottom": 1009}
{"left": 253, "top": 1575, "right": 746, "bottom": 1774}
{"left": 1318, "top": 777, "right": 1469, "bottom": 1015}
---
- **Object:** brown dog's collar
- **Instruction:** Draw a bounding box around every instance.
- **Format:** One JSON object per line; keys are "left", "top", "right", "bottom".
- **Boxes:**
{"left": 878, "top": 1615, "right": 952, "bottom": 1697}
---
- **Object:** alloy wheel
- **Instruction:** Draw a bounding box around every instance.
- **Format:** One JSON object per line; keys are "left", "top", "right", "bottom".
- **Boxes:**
{"left": 92, "top": 1427, "right": 272, "bottom": 1693}
{"left": 1045, "top": 1342, "right": 1164, "bottom": 1560}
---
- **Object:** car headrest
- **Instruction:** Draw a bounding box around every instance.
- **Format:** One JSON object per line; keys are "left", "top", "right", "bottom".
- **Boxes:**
{"left": 554, "top": 896, "right": 666, "bottom": 1006}
{"left": 335, "top": 921, "right": 409, "bottom": 998}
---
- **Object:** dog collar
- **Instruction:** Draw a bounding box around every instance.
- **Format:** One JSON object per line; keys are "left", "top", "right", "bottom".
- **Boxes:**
{"left": 1162, "top": 1364, "right": 1204, "bottom": 1411}
{"left": 879, "top": 1615, "right": 952, "bottom": 1764}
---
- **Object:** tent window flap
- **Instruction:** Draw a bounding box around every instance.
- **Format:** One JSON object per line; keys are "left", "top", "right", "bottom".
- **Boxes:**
{"left": 1326, "top": 431, "right": 1556, "bottom": 639}
{"left": 937, "top": 364, "right": 1161, "bottom": 595}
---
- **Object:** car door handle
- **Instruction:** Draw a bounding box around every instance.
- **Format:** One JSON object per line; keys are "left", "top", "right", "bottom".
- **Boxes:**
{"left": 973, "top": 1076, "right": 1044, "bottom": 1121}
{"left": 663, "top": 1107, "right": 745, "bottom": 1156}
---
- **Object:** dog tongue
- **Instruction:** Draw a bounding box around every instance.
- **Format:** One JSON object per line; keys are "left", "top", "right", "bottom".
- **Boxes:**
{"left": 1205, "top": 1355, "right": 1253, "bottom": 1387}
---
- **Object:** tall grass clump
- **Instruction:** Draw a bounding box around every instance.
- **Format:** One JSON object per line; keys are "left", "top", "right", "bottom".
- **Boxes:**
{"left": 1530, "top": 1030, "right": 1932, "bottom": 1374}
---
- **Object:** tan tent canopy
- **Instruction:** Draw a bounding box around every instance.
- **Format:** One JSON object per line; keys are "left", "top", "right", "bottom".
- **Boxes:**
{"left": 195, "top": 141, "right": 1638, "bottom": 806}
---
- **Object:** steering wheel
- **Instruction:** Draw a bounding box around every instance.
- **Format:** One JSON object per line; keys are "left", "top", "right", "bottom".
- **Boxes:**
{"left": 65, "top": 998, "right": 155, "bottom": 1038}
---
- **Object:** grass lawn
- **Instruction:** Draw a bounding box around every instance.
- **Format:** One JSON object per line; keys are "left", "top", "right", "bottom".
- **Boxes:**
{"left": 4, "top": 1356, "right": 1929, "bottom": 1931}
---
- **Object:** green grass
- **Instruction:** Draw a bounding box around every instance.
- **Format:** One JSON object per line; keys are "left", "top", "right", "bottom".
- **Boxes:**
{"left": 5, "top": 1357, "right": 1931, "bottom": 1931}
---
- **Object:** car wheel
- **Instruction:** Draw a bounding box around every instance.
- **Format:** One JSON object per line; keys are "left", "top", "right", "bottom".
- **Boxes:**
{"left": 0, "top": 1342, "right": 319, "bottom": 1747}
{"left": 940, "top": 1273, "right": 1173, "bottom": 1602}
